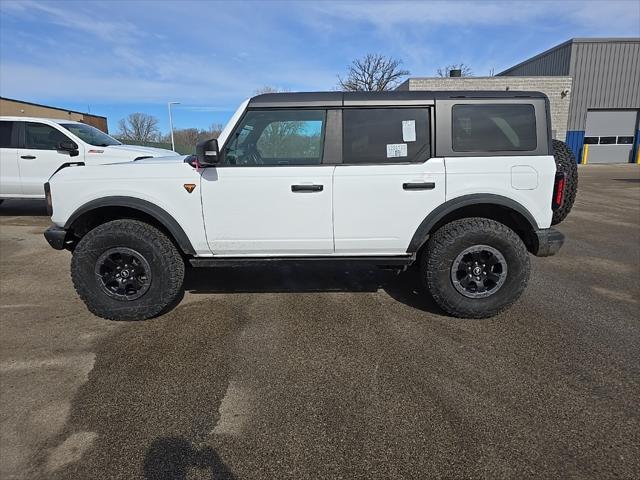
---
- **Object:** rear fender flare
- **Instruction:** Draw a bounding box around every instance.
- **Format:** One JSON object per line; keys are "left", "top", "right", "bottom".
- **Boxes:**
{"left": 406, "top": 194, "right": 539, "bottom": 253}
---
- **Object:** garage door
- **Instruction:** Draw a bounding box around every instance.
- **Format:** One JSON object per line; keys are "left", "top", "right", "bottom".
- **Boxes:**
{"left": 584, "top": 110, "right": 639, "bottom": 164}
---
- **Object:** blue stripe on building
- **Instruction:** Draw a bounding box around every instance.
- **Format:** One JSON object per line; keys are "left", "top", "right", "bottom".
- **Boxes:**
{"left": 565, "top": 131, "right": 585, "bottom": 163}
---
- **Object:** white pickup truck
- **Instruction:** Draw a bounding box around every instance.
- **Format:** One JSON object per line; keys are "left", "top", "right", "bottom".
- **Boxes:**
{"left": 0, "top": 116, "right": 176, "bottom": 200}
{"left": 43, "top": 91, "right": 577, "bottom": 321}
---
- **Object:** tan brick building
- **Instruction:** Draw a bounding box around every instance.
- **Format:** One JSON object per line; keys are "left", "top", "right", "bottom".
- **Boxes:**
{"left": 0, "top": 97, "right": 108, "bottom": 133}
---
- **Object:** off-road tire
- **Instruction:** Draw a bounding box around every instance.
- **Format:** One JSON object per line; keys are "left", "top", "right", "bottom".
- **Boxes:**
{"left": 552, "top": 139, "right": 578, "bottom": 225}
{"left": 71, "top": 219, "right": 185, "bottom": 321}
{"left": 423, "top": 218, "right": 530, "bottom": 319}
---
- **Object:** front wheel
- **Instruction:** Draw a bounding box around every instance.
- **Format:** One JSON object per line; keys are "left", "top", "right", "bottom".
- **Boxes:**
{"left": 422, "top": 218, "right": 530, "bottom": 319}
{"left": 71, "top": 219, "right": 185, "bottom": 320}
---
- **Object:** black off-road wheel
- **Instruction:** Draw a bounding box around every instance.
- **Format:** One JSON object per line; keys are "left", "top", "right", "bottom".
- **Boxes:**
{"left": 422, "top": 218, "right": 530, "bottom": 319}
{"left": 552, "top": 139, "right": 578, "bottom": 225}
{"left": 71, "top": 219, "right": 185, "bottom": 321}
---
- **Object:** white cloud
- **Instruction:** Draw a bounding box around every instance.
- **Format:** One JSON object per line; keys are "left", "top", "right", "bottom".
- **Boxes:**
{"left": 1, "top": 0, "right": 142, "bottom": 43}
{"left": 1, "top": 0, "right": 638, "bottom": 107}
{"left": 308, "top": 0, "right": 640, "bottom": 34}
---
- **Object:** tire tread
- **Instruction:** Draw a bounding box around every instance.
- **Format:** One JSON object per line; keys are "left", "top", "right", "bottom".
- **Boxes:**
{"left": 551, "top": 139, "right": 578, "bottom": 225}
{"left": 71, "top": 219, "right": 184, "bottom": 321}
{"left": 424, "top": 217, "right": 530, "bottom": 319}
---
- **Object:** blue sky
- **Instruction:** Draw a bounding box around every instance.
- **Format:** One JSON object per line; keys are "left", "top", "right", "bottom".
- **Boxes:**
{"left": 1, "top": 0, "right": 639, "bottom": 135}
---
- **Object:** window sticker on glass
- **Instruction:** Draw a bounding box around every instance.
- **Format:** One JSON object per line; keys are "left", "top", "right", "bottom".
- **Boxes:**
{"left": 402, "top": 120, "right": 416, "bottom": 142}
{"left": 387, "top": 143, "right": 408, "bottom": 158}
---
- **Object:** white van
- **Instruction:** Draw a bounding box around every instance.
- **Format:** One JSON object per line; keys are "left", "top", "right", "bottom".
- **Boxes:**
{"left": 0, "top": 117, "right": 176, "bottom": 200}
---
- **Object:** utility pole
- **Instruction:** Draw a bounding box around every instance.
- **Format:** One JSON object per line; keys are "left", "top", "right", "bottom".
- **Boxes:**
{"left": 168, "top": 101, "right": 180, "bottom": 151}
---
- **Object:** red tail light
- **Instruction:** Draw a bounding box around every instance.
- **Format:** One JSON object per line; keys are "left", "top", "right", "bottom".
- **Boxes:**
{"left": 552, "top": 173, "right": 566, "bottom": 210}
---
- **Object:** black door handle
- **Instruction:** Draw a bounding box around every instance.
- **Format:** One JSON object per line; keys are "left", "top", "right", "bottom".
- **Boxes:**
{"left": 403, "top": 182, "right": 435, "bottom": 190}
{"left": 21, "top": 155, "right": 36, "bottom": 160}
{"left": 291, "top": 184, "right": 323, "bottom": 192}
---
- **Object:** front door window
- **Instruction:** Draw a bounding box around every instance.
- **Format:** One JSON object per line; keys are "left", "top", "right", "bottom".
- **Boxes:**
{"left": 223, "top": 110, "right": 325, "bottom": 166}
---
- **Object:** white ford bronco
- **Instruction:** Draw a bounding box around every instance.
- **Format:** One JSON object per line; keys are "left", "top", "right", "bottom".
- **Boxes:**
{"left": 43, "top": 91, "right": 577, "bottom": 320}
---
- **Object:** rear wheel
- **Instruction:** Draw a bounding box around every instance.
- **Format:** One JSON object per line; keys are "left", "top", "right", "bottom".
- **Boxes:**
{"left": 552, "top": 139, "right": 578, "bottom": 225}
{"left": 71, "top": 219, "right": 185, "bottom": 320}
{"left": 423, "top": 218, "right": 530, "bottom": 319}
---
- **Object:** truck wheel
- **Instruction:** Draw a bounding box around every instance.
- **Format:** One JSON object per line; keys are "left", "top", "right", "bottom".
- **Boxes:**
{"left": 71, "top": 219, "right": 185, "bottom": 321}
{"left": 423, "top": 218, "right": 530, "bottom": 319}
{"left": 551, "top": 139, "right": 578, "bottom": 225}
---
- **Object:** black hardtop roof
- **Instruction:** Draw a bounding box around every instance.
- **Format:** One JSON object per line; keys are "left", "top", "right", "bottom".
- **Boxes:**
{"left": 248, "top": 90, "right": 548, "bottom": 108}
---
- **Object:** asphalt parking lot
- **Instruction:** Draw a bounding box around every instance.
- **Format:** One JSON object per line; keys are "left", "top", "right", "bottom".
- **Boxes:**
{"left": 1, "top": 164, "right": 638, "bottom": 480}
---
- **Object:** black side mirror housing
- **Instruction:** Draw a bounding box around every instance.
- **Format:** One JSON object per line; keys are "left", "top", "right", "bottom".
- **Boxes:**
{"left": 58, "top": 140, "right": 79, "bottom": 157}
{"left": 196, "top": 138, "right": 219, "bottom": 166}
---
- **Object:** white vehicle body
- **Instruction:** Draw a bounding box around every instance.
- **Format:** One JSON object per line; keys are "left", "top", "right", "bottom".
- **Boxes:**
{"left": 44, "top": 91, "right": 573, "bottom": 320}
{"left": 46, "top": 92, "right": 558, "bottom": 258}
{"left": 0, "top": 116, "right": 177, "bottom": 199}
{"left": 47, "top": 155, "right": 555, "bottom": 258}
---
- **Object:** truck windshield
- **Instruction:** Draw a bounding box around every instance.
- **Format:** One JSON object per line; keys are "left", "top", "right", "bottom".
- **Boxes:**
{"left": 60, "top": 123, "right": 121, "bottom": 147}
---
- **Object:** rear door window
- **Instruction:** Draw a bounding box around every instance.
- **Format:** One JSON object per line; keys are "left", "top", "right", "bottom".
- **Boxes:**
{"left": 342, "top": 108, "right": 430, "bottom": 164}
{"left": 452, "top": 104, "right": 537, "bottom": 152}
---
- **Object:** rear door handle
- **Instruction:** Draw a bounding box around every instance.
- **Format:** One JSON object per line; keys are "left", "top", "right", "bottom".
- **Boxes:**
{"left": 403, "top": 182, "right": 435, "bottom": 190}
{"left": 291, "top": 184, "right": 323, "bottom": 192}
{"left": 21, "top": 155, "right": 36, "bottom": 160}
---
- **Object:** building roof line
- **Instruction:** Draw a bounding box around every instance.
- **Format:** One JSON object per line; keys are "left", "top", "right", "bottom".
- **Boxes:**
{"left": 407, "top": 76, "right": 571, "bottom": 80}
{"left": 497, "top": 37, "right": 640, "bottom": 76}
{"left": 498, "top": 39, "right": 573, "bottom": 76}
{"left": 0, "top": 96, "right": 106, "bottom": 120}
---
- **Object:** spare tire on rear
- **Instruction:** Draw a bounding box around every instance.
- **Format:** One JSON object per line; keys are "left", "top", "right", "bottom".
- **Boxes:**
{"left": 551, "top": 139, "right": 578, "bottom": 225}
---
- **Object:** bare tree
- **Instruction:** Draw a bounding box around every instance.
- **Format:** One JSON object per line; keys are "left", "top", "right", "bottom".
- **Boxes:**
{"left": 338, "top": 54, "right": 410, "bottom": 91}
{"left": 254, "top": 86, "right": 289, "bottom": 95}
{"left": 159, "top": 123, "right": 226, "bottom": 148}
{"left": 117, "top": 113, "right": 160, "bottom": 143}
{"left": 171, "top": 128, "right": 201, "bottom": 147}
{"left": 436, "top": 63, "right": 473, "bottom": 77}
{"left": 209, "top": 123, "right": 224, "bottom": 138}
{"left": 255, "top": 86, "right": 279, "bottom": 95}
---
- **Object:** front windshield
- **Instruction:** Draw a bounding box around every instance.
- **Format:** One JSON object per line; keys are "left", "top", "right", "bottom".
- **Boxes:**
{"left": 60, "top": 123, "right": 121, "bottom": 147}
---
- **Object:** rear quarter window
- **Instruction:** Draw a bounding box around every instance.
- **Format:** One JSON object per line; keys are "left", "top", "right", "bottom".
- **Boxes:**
{"left": 452, "top": 104, "right": 537, "bottom": 152}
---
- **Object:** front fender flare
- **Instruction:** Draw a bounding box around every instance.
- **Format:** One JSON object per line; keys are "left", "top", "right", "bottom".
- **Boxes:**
{"left": 406, "top": 194, "right": 539, "bottom": 253}
{"left": 64, "top": 196, "right": 196, "bottom": 255}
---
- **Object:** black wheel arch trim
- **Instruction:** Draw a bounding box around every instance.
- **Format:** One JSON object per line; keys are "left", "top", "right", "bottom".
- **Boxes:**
{"left": 407, "top": 194, "right": 539, "bottom": 253}
{"left": 64, "top": 196, "right": 196, "bottom": 255}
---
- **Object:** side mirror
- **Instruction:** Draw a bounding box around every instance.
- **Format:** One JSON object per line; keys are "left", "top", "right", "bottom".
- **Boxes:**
{"left": 196, "top": 138, "right": 219, "bottom": 166}
{"left": 58, "top": 140, "right": 79, "bottom": 157}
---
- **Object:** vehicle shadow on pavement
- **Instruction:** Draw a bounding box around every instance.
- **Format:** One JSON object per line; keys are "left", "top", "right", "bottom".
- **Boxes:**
{"left": 0, "top": 199, "right": 48, "bottom": 216}
{"left": 144, "top": 437, "right": 235, "bottom": 480}
{"left": 183, "top": 263, "right": 445, "bottom": 315}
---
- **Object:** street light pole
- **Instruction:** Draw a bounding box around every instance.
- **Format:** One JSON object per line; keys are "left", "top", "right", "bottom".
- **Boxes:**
{"left": 168, "top": 101, "right": 180, "bottom": 152}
